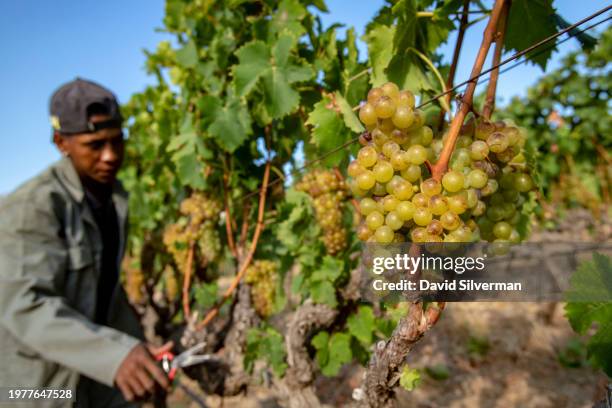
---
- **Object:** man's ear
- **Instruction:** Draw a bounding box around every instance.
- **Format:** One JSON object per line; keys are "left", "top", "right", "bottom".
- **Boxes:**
{"left": 53, "top": 132, "right": 70, "bottom": 157}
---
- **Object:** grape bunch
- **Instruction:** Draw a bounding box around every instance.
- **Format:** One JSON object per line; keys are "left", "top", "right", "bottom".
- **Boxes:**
{"left": 245, "top": 260, "right": 278, "bottom": 317}
{"left": 162, "top": 193, "right": 222, "bottom": 272}
{"left": 163, "top": 267, "right": 179, "bottom": 302}
{"left": 349, "top": 82, "right": 535, "bottom": 244}
{"left": 123, "top": 256, "right": 146, "bottom": 305}
{"left": 296, "top": 169, "right": 348, "bottom": 255}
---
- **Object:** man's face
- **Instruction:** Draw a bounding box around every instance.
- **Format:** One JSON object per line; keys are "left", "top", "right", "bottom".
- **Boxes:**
{"left": 54, "top": 114, "right": 125, "bottom": 185}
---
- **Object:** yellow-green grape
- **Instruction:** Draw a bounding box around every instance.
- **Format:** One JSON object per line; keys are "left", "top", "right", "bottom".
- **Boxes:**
{"left": 396, "top": 201, "right": 415, "bottom": 221}
{"left": 391, "top": 129, "right": 410, "bottom": 145}
{"left": 382, "top": 141, "right": 400, "bottom": 158}
{"left": 379, "top": 118, "right": 396, "bottom": 133}
{"left": 372, "top": 182, "right": 387, "bottom": 196}
{"left": 366, "top": 211, "right": 384, "bottom": 229}
{"left": 487, "top": 132, "right": 509, "bottom": 153}
{"left": 475, "top": 120, "right": 495, "bottom": 140}
{"left": 410, "top": 110, "right": 425, "bottom": 129}
{"left": 367, "top": 87, "right": 384, "bottom": 104}
{"left": 245, "top": 260, "right": 278, "bottom": 317}
{"left": 440, "top": 211, "right": 461, "bottom": 231}
{"left": 447, "top": 193, "right": 468, "bottom": 215}
{"left": 371, "top": 128, "right": 389, "bottom": 146}
{"left": 412, "top": 193, "right": 429, "bottom": 208}
{"left": 373, "top": 161, "right": 394, "bottom": 183}
{"left": 421, "top": 178, "right": 442, "bottom": 197}
{"left": 348, "top": 160, "right": 366, "bottom": 177}
{"left": 359, "top": 198, "right": 378, "bottom": 215}
{"left": 381, "top": 82, "right": 401, "bottom": 102}
{"left": 453, "top": 226, "right": 473, "bottom": 242}
{"left": 124, "top": 258, "right": 146, "bottom": 305}
{"left": 382, "top": 195, "right": 400, "bottom": 212}
{"left": 513, "top": 173, "right": 533, "bottom": 192}
{"left": 470, "top": 140, "right": 489, "bottom": 160}
{"left": 467, "top": 169, "right": 488, "bottom": 189}
{"left": 359, "top": 103, "right": 378, "bottom": 125}
{"left": 357, "top": 223, "right": 373, "bottom": 241}
{"left": 356, "top": 171, "right": 376, "bottom": 190}
{"left": 420, "top": 126, "right": 434, "bottom": 146}
{"left": 391, "top": 105, "right": 414, "bottom": 129}
{"left": 473, "top": 200, "right": 486, "bottom": 216}
{"left": 385, "top": 211, "right": 404, "bottom": 230}
{"left": 406, "top": 145, "right": 428, "bottom": 164}
{"left": 357, "top": 146, "right": 378, "bottom": 167}
{"left": 401, "top": 164, "right": 421, "bottom": 183}
{"left": 392, "top": 180, "right": 414, "bottom": 200}
{"left": 390, "top": 151, "right": 410, "bottom": 171}
{"left": 413, "top": 207, "right": 432, "bottom": 226}
{"left": 398, "top": 90, "right": 416, "bottom": 108}
{"left": 375, "top": 96, "right": 396, "bottom": 118}
{"left": 481, "top": 179, "right": 499, "bottom": 196}
{"left": 164, "top": 268, "right": 178, "bottom": 302}
{"left": 442, "top": 171, "right": 465, "bottom": 193}
{"left": 493, "top": 221, "right": 512, "bottom": 239}
{"left": 429, "top": 195, "right": 448, "bottom": 216}
{"left": 375, "top": 225, "right": 394, "bottom": 243}
{"left": 426, "top": 219, "right": 444, "bottom": 236}
{"left": 466, "top": 189, "right": 479, "bottom": 208}
{"left": 411, "top": 227, "right": 428, "bottom": 243}
{"left": 386, "top": 175, "right": 404, "bottom": 195}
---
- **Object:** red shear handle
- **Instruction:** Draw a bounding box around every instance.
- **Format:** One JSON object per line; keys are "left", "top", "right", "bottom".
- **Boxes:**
{"left": 155, "top": 351, "right": 178, "bottom": 381}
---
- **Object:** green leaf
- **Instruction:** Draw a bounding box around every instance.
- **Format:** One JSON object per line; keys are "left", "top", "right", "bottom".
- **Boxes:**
{"left": 311, "top": 256, "right": 344, "bottom": 283}
{"left": 315, "top": 332, "right": 352, "bottom": 377}
{"left": 364, "top": 24, "right": 395, "bottom": 86}
{"left": 208, "top": 98, "right": 252, "bottom": 153}
{"left": 166, "top": 115, "right": 209, "bottom": 189}
{"left": 565, "top": 252, "right": 612, "bottom": 305}
{"left": 175, "top": 40, "right": 198, "bottom": 68}
{"left": 193, "top": 282, "right": 218, "bottom": 310}
{"left": 347, "top": 305, "right": 375, "bottom": 345}
{"left": 306, "top": 96, "right": 350, "bottom": 166}
{"left": 387, "top": 51, "right": 431, "bottom": 93}
{"left": 334, "top": 92, "right": 364, "bottom": 133}
{"left": 244, "top": 326, "right": 288, "bottom": 377}
{"left": 425, "top": 364, "right": 450, "bottom": 381}
{"left": 233, "top": 41, "right": 269, "bottom": 97}
{"left": 310, "top": 280, "right": 337, "bottom": 307}
{"left": 271, "top": 0, "right": 307, "bottom": 38}
{"left": 399, "top": 366, "right": 421, "bottom": 391}
{"left": 311, "top": 331, "right": 330, "bottom": 367}
{"left": 391, "top": 0, "right": 417, "bottom": 52}
{"left": 505, "top": 0, "right": 557, "bottom": 70}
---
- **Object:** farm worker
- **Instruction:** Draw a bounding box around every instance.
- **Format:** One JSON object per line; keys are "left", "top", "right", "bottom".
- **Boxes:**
{"left": 0, "top": 78, "right": 171, "bottom": 407}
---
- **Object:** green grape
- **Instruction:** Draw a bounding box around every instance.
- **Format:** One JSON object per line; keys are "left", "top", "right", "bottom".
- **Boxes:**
{"left": 392, "top": 180, "right": 414, "bottom": 200}
{"left": 385, "top": 211, "right": 404, "bottom": 230}
{"left": 457, "top": 136, "right": 472, "bottom": 149}
{"left": 375, "top": 96, "right": 396, "bottom": 118}
{"left": 375, "top": 226, "right": 394, "bottom": 243}
{"left": 398, "top": 90, "right": 415, "bottom": 108}
{"left": 487, "top": 132, "right": 509, "bottom": 153}
{"left": 413, "top": 207, "right": 432, "bottom": 226}
{"left": 513, "top": 173, "right": 533, "bottom": 192}
{"left": 386, "top": 175, "right": 404, "bottom": 195}
{"left": 366, "top": 211, "right": 384, "bottom": 229}
{"left": 454, "top": 226, "right": 473, "bottom": 242}
{"left": 442, "top": 171, "right": 465, "bottom": 193}
{"left": 348, "top": 161, "right": 365, "bottom": 177}
{"left": 509, "top": 229, "right": 520, "bottom": 243}
{"left": 391, "top": 129, "right": 410, "bottom": 145}
{"left": 420, "top": 126, "right": 434, "bottom": 146}
{"left": 382, "top": 141, "right": 400, "bottom": 158}
{"left": 411, "top": 227, "right": 428, "bottom": 243}
{"left": 400, "top": 164, "right": 421, "bottom": 183}
{"left": 429, "top": 195, "right": 448, "bottom": 216}
{"left": 359, "top": 103, "right": 378, "bottom": 125}
{"left": 454, "top": 148, "right": 471, "bottom": 164}
{"left": 486, "top": 205, "right": 505, "bottom": 222}
{"left": 357, "top": 223, "right": 373, "bottom": 241}
{"left": 466, "top": 189, "right": 478, "bottom": 208}
{"left": 490, "top": 193, "right": 505, "bottom": 206}
{"left": 440, "top": 211, "right": 461, "bottom": 231}
{"left": 391, "top": 151, "right": 410, "bottom": 170}
{"left": 357, "top": 146, "right": 378, "bottom": 167}
{"left": 382, "top": 196, "right": 400, "bottom": 212}
{"left": 349, "top": 180, "right": 366, "bottom": 197}
{"left": 379, "top": 118, "right": 395, "bottom": 133}
{"left": 410, "top": 110, "right": 425, "bottom": 129}
{"left": 493, "top": 221, "right": 512, "bottom": 239}
{"left": 447, "top": 193, "right": 468, "bottom": 214}
{"left": 470, "top": 141, "right": 489, "bottom": 160}
{"left": 406, "top": 145, "right": 428, "bottom": 165}
{"left": 373, "top": 161, "right": 394, "bottom": 183}
{"left": 475, "top": 120, "right": 495, "bottom": 140}
{"left": 356, "top": 171, "right": 376, "bottom": 190}
{"left": 480, "top": 179, "right": 499, "bottom": 196}
{"left": 499, "top": 173, "right": 515, "bottom": 190}
{"left": 367, "top": 87, "right": 384, "bottom": 105}
{"left": 391, "top": 105, "right": 414, "bottom": 129}
{"left": 359, "top": 198, "right": 378, "bottom": 215}
{"left": 412, "top": 193, "right": 429, "bottom": 208}
{"left": 372, "top": 182, "right": 387, "bottom": 196}
{"left": 421, "top": 178, "right": 442, "bottom": 197}
{"left": 472, "top": 200, "right": 486, "bottom": 216}
{"left": 396, "top": 201, "right": 415, "bottom": 221}
{"left": 467, "top": 169, "right": 488, "bottom": 189}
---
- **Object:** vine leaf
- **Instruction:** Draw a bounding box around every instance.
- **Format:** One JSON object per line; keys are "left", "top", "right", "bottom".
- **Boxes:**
{"left": 565, "top": 253, "right": 612, "bottom": 376}
{"left": 199, "top": 95, "right": 252, "bottom": 153}
{"left": 505, "top": 0, "right": 558, "bottom": 70}
{"left": 306, "top": 96, "right": 350, "bottom": 166}
{"left": 364, "top": 24, "right": 395, "bottom": 86}
{"left": 347, "top": 305, "right": 375, "bottom": 346}
{"left": 399, "top": 365, "right": 422, "bottom": 391}
{"left": 233, "top": 33, "right": 314, "bottom": 119}
{"left": 312, "top": 331, "right": 353, "bottom": 376}
{"left": 166, "top": 115, "right": 211, "bottom": 189}
{"left": 175, "top": 39, "right": 198, "bottom": 68}
{"left": 334, "top": 92, "right": 365, "bottom": 133}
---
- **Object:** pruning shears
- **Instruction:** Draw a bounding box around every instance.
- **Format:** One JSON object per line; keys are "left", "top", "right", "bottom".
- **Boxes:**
{"left": 155, "top": 342, "right": 213, "bottom": 381}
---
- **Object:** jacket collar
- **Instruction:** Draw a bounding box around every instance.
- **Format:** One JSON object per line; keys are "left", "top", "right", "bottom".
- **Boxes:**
{"left": 54, "top": 157, "right": 129, "bottom": 220}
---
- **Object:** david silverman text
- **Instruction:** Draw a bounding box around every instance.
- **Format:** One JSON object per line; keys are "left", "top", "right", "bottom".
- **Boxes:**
{"left": 372, "top": 279, "right": 522, "bottom": 291}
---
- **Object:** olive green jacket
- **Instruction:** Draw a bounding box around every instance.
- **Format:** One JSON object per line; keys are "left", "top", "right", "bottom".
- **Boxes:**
{"left": 0, "top": 158, "right": 144, "bottom": 406}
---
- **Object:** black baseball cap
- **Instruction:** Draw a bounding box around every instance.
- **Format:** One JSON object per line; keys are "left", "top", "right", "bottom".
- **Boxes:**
{"left": 49, "top": 78, "right": 123, "bottom": 134}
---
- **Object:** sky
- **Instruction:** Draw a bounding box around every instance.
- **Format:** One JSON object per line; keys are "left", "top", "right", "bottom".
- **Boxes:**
{"left": 0, "top": 0, "right": 609, "bottom": 194}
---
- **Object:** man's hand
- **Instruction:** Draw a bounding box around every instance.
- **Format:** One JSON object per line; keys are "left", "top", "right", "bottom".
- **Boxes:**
{"left": 115, "top": 341, "right": 173, "bottom": 402}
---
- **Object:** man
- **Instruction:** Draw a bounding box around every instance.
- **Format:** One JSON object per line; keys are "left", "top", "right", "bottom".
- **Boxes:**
{"left": 0, "top": 78, "right": 170, "bottom": 407}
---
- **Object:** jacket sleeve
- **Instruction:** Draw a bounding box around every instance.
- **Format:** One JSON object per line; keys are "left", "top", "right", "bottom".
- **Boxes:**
{"left": 0, "top": 192, "right": 140, "bottom": 387}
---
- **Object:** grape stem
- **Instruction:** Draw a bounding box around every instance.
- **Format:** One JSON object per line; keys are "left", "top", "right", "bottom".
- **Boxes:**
{"left": 482, "top": 0, "right": 511, "bottom": 119}
{"left": 430, "top": 0, "right": 507, "bottom": 181}
{"left": 409, "top": 48, "right": 452, "bottom": 117}
{"left": 182, "top": 241, "right": 195, "bottom": 320}
{"left": 438, "top": 0, "right": 470, "bottom": 131}
{"left": 197, "top": 160, "right": 271, "bottom": 330}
